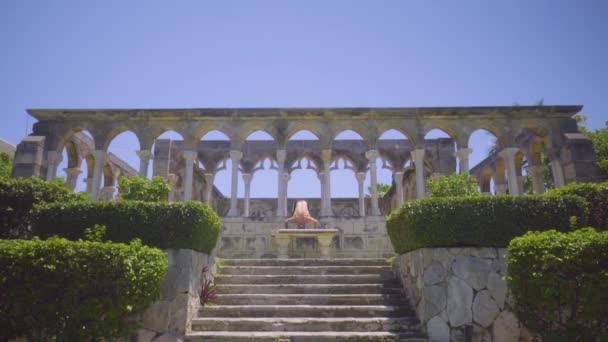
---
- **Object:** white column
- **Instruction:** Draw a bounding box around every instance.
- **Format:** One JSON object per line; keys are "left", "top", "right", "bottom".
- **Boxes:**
{"left": 318, "top": 171, "right": 326, "bottom": 214}
{"left": 90, "top": 150, "right": 107, "bottom": 201}
{"left": 394, "top": 171, "right": 404, "bottom": 208}
{"left": 549, "top": 149, "right": 565, "bottom": 188}
{"left": 498, "top": 147, "right": 520, "bottom": 196}
{"left": 167, "top": 173, "right": 177, "bottom": 201}
{"left": 321, "top": 149, "right": 333, "bottom": 216}
{"left": 204, "top": 172, "right": 215, "bottom": 204}
{"left": 85, "top": 178, "right": 93, "bottom": 194}
{"left": 45, "top": 151, "right": 62, "bottom": 181}
{"left": 242, "top": 173, "right": 252, "bottom": 217}
{"left": 356, "top": 172, "right": 366, "bottom": 217}
{"left": 411, "top": 149, "right": 426, "bottom": 199}
{"left": 365, "top": 149, "right": 381, "bottom": 216}
{"left": 455, "top": 148, "right": 473, "bottom": 174}
{"left": 63, "top": 167, "right": 83, "bottom": 191}
{"left": 182, "top": 151, "right": 197, "bottom": 201}
{"left": 528, "top": 165, "right": 545, "bottom": 194}
{"left": 227, "top": 150, "right": 242, "bottom": 217}
{"left": 276, "top": 149, "right": 286, "bottom": 217}
{"left": 136, "top": 150, "right": 152, "bottom": 178}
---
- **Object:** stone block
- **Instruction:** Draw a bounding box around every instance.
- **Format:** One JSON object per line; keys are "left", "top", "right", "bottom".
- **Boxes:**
{"left": 142, "top": 301, "right": 171, "bottom": 333}
{"left": 135, "top": 328, "right": 158, "bottom": 342}
{"left": 487, "top": 271, "right": 507, "bottom": 309}
{"left": 427, "top": 316, "right": 450, "bottom": 342}
{"left": 452, "top": 255, "right": 492, "bottom": 290}
{"left": 151, "top": 332, "right": 183, "bottom": 342}
{"left": 472, "top": 290, "right": 499, "bottom": 328}
{"left": 447, "top": 276, "right": 473, "bottom": 327}
{"left": 418, "top": 285, "right": 447, "bottom": 322}
{"left": 492, "top": 310, "right": 520, "bottom": 342}
{"left": 344, "top": 236, "right": 364, "bottom": 249}
{"left": 472, "top": 324, "right": 492, "bottom": 342}
{"left": 423, "top": 261, "right": 446, "bottom": 286}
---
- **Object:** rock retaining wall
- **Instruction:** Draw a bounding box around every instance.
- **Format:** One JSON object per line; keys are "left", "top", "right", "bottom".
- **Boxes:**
{"left": 136, "top": 249, "right": 216, "bottom": 342}
{"left": 393, "top": 248, "right": 533, "bottom": 342}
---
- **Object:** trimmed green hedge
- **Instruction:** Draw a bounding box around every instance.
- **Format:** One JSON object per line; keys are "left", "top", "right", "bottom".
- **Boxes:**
{"left": 0, "top": 237, "right": 168, "bottom": 341}
{"left": 0, "top": 178, "right": 87, "bottom": 239}
{"left": 507, "top": 228, "right": 608, "bottom": 341}
{"left": 386, "top": 195, "right": 588, "bottom": 254}
{"left": 545, "top": 181, "right": 608, "bottom": 230}
{"left": 32, "top": 201, "right": 222, "bottom": 254}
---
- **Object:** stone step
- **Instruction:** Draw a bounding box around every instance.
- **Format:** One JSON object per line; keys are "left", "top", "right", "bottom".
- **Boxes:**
{"left": 199, "top": 305, "right": 414, "bottom": 318}
{"left": 221, "top": 265, "right": 392, "bottom": 275}
{"left": 191, "top": 317, "right": 420, "bottom": 332}
{"left": 215, "top": 293, "right": 407, "bottom": 305}
{"left": 221, "top": 258, "right": 390, "bottom": 267}
{"left": 186, "top": 331, "right": 427, "bottom": 341}
{"left": 215, "top": 274, "right": 396, "bottom": 285}
{"left": 216, "top": 283, "right": 404, "bottom": 295}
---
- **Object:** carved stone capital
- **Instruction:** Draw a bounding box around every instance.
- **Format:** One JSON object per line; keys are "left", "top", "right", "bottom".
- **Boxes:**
{"left": 321, "top": 149, "right": 332, "bottom": 163}
{"left": 182, "top": 150, "right": 197, "bottom": 161}
{"left": 230, "top": 150, "right": 243, "bottom": 161}
{"left": 365, "top": 149, "right": 379, "bottom": 161}
{"left": 136, "top": 149, "right": 153, "bottom": 161}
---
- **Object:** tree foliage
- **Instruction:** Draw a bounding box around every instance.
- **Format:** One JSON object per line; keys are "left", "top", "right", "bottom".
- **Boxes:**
{"left": 118, "top": 176, "right": 171, "bottom": 202}
{"left": 425, "top": 173, "right": 480, "bottom": 197}
{"left": 507, "top": 228, "right": 608, "bottom": 341}
{"left": 576, "top": 115, "right": 608, "bottom": 181}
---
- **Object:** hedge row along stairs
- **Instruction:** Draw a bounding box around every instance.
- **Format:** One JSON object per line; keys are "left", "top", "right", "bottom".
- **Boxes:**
{"left": 187, "top": 258, "right": 427, "bottom": 341}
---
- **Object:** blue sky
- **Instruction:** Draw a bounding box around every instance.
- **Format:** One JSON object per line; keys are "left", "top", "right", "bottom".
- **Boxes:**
{"left": 1, "top": 0, "right": 606, "bottom": 198}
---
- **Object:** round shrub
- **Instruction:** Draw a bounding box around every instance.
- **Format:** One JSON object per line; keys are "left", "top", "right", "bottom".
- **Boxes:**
{"left": 426, "top": 172, "right": 480, "bottom": 197}
{"left": 386, "top": 195, "right": 588, "bottom": 253}
{"left": 0, "top": 177, "right": 87, "bottom": 239}
{"left": 32, "top": 200, "right": 222, "bottom": 254}
{"left": 506, "top": 228, "right": 608, "bottom": 341}
{"left": 0, "top": 237, "right": 168, "bottom": 341}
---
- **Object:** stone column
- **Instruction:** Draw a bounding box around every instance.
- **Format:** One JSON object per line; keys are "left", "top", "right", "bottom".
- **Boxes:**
{"left": 227, "top": 150, "right": 243, "bottom": 217}
{"left": 498, "top": 147, "right": 520, "bottom": 196}
{"left": 318, "top": 171, "right": 326, "bottom": 214}
{"left": 85, "top": 177, "right": 93, "bottom": 194}
{"left": 204, "top": 172, "right": 215, "bottom": 204}
{"left": 276, "top": 149, "right": 286, "bottom": 217}
{"left": 549, "top": 148, "right": 565, "bottom": 188}
{"left": 411, "top": 149, "right": 426, "bottom": 199}
{"left": 90, "top": 150, "right": 107, "bottom": 201}
{"left": 394, "top": 171, "right": 404, "bottom": 208}
{"left": 242, "top": 173, "right": 252, "bottom": 217}
{"left": 182, "top": 151, "right": 197, "bottom": 201}
{"left": 101, "top": 186, "right": 115, "bottom": 201}
{"left": 455, "top": 148, "right": 473, "bottom": 174}
{"left": 45, "top": 151, "right": 62, "bottom": 181}
{"left": 167, "top": 173, "right": 178, "bottom": 201}
{"left": 63, "top": 167, "right": 83, "bottom": 191}
{"left": 527, "top": 165, "right": 545, "bottom": 194}
{"left": 136, "top": 150, "right": 152, "bottom": 178}
{"left": 282, "top": 172, "right": 290, "bottom": 217}
{"left": 365, "top": 149, "right": 381, "bottom": 216}
{"left": 356, "top": 172, "right": 366, "bottom": 217}
{"left": 321, "top": 149, "right": 333, "bottom": 217}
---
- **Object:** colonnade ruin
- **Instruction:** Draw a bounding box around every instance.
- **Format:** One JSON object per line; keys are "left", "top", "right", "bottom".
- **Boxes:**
{"left": 12, "top": 106, "right": 600, "bottom": 257}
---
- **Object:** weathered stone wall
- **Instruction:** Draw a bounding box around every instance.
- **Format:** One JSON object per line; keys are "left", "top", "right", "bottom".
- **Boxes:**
{"left": 393, "top": 248, "right": 534, "bottom": 342}
{"left": 217, "top": 216, "right": 394, "bottom": 258}
{"left": 136, "top": 249, "right": 216, "bottom": 342}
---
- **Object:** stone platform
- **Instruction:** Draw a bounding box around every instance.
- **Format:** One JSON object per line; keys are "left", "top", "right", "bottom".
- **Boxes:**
{"left": 216, "top": 216, "right": 394, "bottom": 259}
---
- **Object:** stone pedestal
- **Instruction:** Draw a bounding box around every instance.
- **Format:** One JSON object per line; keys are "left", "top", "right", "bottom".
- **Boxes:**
{"left": 271, "top": 229, "right": 338, "bottom": 259}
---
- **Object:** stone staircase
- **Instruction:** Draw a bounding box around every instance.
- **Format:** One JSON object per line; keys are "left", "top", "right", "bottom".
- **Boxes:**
{"left": 187, "top": 258, "right": 426, "bottom": 341}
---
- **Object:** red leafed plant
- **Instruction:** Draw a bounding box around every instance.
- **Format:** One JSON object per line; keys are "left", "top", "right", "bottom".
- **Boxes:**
{"left": 199, "top": 266, "right": 218, "bottom": 306}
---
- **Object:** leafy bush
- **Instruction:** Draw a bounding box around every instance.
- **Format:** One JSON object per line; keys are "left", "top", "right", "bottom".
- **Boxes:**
{"left": 506, "top": 228, "right": 608, "bottom": 341}
{"left": 545, "top": 181, "right": 608, "bottom": 230}
{"left": 32, "top": 200, "right": 222, "bottom": 254}
{"left": 0, "top": 237, "right": 168, "bottom": 341}
{"left": 386, "top": 195, "right": 588, "bottom": 253}
{"left": 426, "top": 173, "right": 480, "bottom": 197}
{"left": 0, "top": 177, "right": 87, "bottom": 239}
{"left": 118, "top": 176, "right": 171, "bottom": 202}
{"left": 0, "top": 152, "right": 11, "bottom": 179}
